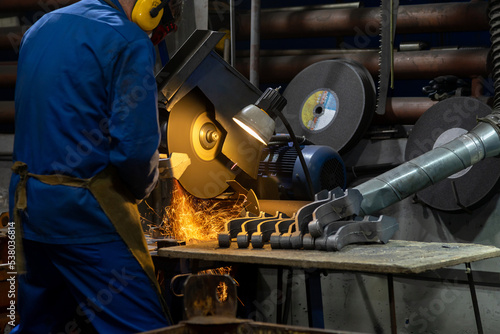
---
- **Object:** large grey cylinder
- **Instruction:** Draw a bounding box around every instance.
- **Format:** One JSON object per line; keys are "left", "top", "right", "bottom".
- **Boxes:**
{"left": 355, "top": 121, "right": 500, "bottom": 215}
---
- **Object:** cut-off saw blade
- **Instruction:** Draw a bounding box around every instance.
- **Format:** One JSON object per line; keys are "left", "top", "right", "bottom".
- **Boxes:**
{"left": 167, "top": 89, "right": 236, "bottom": 199}
{"left": 376, "top": 0, "right": 399, "bottom": 115}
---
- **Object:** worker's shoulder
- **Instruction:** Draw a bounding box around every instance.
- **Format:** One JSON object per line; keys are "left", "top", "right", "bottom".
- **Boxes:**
{"left": 47, "top": 0, "right": 150, "bottom": 45}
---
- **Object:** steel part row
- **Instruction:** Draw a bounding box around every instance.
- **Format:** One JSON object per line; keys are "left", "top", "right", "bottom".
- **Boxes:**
{"left": 219, "top": 212, "right": 297, "bottom": 249}
{"left": 219, "top": 188, "right": 398, "bottom": 251}
{"left": 302, "top": 215, "right": 398, "bottom": 251}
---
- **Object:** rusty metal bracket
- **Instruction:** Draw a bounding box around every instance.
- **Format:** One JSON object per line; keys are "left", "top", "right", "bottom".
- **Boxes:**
{"left": 270, "top": 216, "right": 296, "bottom": 249}
{"left": 308, "top": 188, "right": 363, "bottom": 237}
{"left": 279, "top": 189, "right": 336, "bottom": 249}
{"left": 236, "top": 212, "right": 279, "bottom": 248}
{"left": 251, "top": 213, "right": 291, "bottom": 248}
{"left": 218, "top": 212, "right": 258, "bottom": 248}
{"left": 304, "top": 215, "right": 398, "bottom": 251}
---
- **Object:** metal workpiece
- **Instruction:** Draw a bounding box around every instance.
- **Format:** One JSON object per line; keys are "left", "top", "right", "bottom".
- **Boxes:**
{"left": 301, "top": 215, "right": 398, "bottom": 251}
{"left": 251, "top": 213, "right": 291, "bottom": 248}
{"left": 269, "top": 218, "right": 295, "bottom": 249}
{"left": 236, "top": 212, "right": 279, "bottom": 248}
{"left": 219, "top": 188, "right": 398, "bottom": 251}
{"left": 308, "top": 188, "right": 362, "bottom": 238}
{"left": 355, "top": 119, "right": 500, "bottom": 216}
{"left": 303, "top": 221, "right": 346, "bottom": 251}
{"left": 218, "top": 213, "right": 257, "bottom": 248}
{"left": 273, "top": 190, "right": 332, "bottom": 249}
{"left": 290, "top": 190, "right": 336, "bottom": 249}
{"left": 325, "top": 215, "right": 399, "bottom": 251}
{"left": 218, "top": 212, "right": 278, "bottom": 248}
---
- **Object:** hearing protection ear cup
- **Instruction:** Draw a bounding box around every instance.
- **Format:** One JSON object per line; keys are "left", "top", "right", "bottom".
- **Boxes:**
{"left": 131, "top": 0, "right": 164, "bottom": 31}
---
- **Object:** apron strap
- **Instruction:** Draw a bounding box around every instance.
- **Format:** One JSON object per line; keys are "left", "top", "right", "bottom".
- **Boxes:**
{"left": 11, "top": 162, "right": 168, "bottom": 319}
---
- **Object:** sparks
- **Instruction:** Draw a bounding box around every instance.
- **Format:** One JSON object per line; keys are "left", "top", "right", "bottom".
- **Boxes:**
{"left": 161, "top": 180, "right": 246, "bottom": 244}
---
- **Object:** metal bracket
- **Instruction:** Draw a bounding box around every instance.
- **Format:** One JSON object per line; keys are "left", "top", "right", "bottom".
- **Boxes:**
{"left": 308, "top": 188, "right": 363, "bottom": 237}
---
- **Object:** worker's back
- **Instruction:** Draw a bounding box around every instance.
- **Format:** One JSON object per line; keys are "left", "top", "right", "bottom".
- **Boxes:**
{"left": 10, "top": 0, "right": 160, "bottom": 244}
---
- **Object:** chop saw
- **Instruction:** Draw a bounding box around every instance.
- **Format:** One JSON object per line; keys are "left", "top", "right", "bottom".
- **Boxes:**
{"left": 158, "top": 30, "right": 346, "bottom": 202}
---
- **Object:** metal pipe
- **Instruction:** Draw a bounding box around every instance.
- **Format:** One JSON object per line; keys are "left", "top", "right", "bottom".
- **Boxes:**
{"left": 354, "top": 117, "right": 500, "bottom": 215}
{"left": 0, "top": 0, "right": 78, "bottom": 11}
{"left": 229, "top": 0, "right": 236, "bottom": 67}
{"left": 260, "top": 2, "right": 360, "bottom": 13}
{"left": 372, "top": 97, "right": 438, "bottom": 125}
{"left": 0, "top": 101, "right": 15, "bottom": 124}
{"left": 237, "top": 2, "right": 489, "bottom": 40}
{"left": 0, "top": 26, "right": 27, "bottom": 51}
{"left": 249, "top": 0, "right": 260, "bottom": 86}
{"left": 236, "top": 48, "right": 490, "bottom": 83}
{"left": 355, "top": 1, "right": 500, "bottom": 216}
{"left": 0, "top": 63, "right": 17, "bottom": 88}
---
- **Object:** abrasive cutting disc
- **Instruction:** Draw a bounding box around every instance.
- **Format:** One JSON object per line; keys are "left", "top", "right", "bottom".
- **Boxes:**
{"left": 277, "top": 60, "right": 376, "bottom": 154}
{"left": 167, "top": 89, "right": 236, "bottom": 199}
{"left": 405, "top": 97, "right": 500, "bottom": 211}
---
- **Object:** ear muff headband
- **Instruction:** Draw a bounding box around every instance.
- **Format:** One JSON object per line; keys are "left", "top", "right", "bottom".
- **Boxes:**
{"left": 132, "top": 0, "right": 167, "bottom": 31}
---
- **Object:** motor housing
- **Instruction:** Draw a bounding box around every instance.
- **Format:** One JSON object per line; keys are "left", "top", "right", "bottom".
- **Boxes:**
{"left": 256, "top": 143, "right": 346, "bottom": 201}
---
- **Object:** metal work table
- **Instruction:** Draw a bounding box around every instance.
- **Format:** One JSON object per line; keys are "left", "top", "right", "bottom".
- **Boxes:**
{"left": 157, "top": 240, "right": 500, "bottom": 333}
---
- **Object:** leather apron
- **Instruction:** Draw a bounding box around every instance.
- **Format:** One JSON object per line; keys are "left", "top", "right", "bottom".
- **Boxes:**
{"left": 11, "top": 161, "right": 167, "bottom": 314}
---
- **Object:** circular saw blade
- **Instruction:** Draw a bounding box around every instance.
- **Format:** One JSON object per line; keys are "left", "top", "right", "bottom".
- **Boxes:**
{"left": 167, "top": 89, "right": 236, "bottom": 199}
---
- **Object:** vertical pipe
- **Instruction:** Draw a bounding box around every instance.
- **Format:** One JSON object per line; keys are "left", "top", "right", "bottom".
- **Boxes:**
{"left": 465, "top": 263, "right": 484, "bottom": 334}
{"left": 249, "top": 0, "right": 260, "bottom": 86}
{"left": 387, "top": 274, "right": 397, "bottom": 334}
{"left": 471, "top": 76, "right": 484, "bottom": 98}
{"left": 223, "top": 38, "right": 230, "bottom": 63}
{"left": 229, "top": 0, "right": 236, "bottom": 67}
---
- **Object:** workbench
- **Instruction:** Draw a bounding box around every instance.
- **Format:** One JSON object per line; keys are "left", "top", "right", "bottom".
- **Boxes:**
{"left": 157, "top": 240, "right": 500, "bottom": 333}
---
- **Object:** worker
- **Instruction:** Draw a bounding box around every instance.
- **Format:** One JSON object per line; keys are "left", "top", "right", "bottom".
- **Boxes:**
{"left": 9, "top": 0, "right": 180, "bottom": 332}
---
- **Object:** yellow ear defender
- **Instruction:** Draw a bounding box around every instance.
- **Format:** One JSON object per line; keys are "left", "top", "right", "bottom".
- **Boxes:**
{"left": 131, "top": 0, "right": 169, "bottom": 31}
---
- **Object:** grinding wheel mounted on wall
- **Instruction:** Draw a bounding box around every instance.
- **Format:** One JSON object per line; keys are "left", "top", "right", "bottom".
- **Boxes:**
{"left": 275, "top": 59, "right": 376, "bottom": 155}
{"left": 405, "top": 97, "right": 500, "bottom": 212}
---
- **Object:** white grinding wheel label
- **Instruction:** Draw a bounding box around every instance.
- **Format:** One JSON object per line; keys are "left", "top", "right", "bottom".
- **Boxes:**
{"left": 300, "top": 89, "right": 339, "bottom": 132}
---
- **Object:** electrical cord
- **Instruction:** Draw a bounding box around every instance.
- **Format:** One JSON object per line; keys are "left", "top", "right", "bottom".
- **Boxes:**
{"left": 276, "top": 112, "right": 315, "bottom": 200}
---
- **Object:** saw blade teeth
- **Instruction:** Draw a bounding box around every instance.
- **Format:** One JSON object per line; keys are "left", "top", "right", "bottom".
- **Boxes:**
{"left": 374, "top": 0, "right": 398, "bottom": 115}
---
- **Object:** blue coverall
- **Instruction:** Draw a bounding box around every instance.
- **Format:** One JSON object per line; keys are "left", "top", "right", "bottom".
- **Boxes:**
{"left": 9, "top": 0, "right": 169, "bottom": 332}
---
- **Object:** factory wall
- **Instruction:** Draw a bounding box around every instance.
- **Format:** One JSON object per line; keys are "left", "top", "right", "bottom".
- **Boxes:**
{"left": 225, "top": 0, "right": 500, "bottom": 333}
